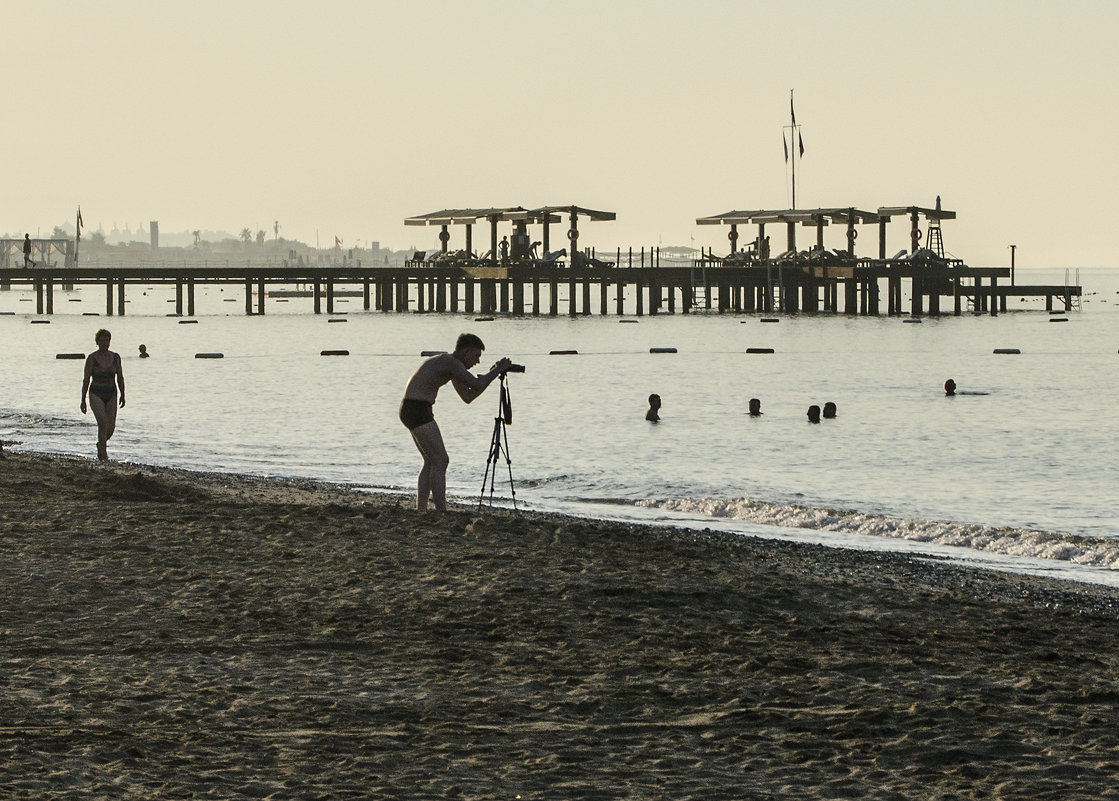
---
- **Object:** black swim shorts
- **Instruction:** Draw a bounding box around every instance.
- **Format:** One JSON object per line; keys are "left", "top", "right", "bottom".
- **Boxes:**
{"left": 399, "top": 399, "right": 434, "bottom": 430}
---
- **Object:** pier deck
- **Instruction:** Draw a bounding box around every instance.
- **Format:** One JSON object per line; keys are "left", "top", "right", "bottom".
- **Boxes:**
{"left": 0, "top": 261, "right": 1081, "bottom": 318}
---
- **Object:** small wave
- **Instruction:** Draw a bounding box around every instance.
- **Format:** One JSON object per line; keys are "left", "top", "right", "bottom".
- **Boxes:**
{"left": 635, "top": 497, "right": 1119, "bottom": 569}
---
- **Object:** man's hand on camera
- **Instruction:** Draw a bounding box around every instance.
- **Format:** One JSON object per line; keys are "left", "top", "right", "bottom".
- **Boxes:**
{"left": 494, "top": 357, "right": 513, "bottom": 374}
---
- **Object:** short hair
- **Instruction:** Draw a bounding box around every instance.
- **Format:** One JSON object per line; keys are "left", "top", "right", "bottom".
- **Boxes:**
{"left": 648, "top": 393, "right": 661, "bottom": 404}
{"left": 95, "top": 329, "right": 112, "bottom": 340}
{"left": 455, "top": 333, "right": 485, "bottom": 352}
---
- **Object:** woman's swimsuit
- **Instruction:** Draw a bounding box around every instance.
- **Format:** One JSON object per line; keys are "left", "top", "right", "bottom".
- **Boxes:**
{"left": 399, "top": 399, "right": 434, "bottom": 430}
{"left": 89, "top": 357, "right": 118, "bottom": 402}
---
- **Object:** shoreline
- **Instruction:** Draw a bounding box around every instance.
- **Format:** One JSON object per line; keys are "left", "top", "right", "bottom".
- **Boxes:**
{"left": 4, "top": 450, "right": 1119, "bottom": 798}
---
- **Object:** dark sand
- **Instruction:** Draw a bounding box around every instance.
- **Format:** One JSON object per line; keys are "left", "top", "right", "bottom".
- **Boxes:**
{"left": 3, "top": 451, "right": 1119, "bottom": 800}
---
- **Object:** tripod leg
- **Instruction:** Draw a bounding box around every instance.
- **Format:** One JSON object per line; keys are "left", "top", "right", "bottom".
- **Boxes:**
{"left": 500, "top": 419, "right": 517, "bottom": 510}
{"left": 478, "top": 416, "right": 504, "bottom": 509}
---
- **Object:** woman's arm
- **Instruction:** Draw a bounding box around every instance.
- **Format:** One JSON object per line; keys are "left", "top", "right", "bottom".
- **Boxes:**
{"left": 115, "top": 353, "right": 126, "bottom": 407}
{"left": 80, "top": 356, "right": 92, "bottom": 413}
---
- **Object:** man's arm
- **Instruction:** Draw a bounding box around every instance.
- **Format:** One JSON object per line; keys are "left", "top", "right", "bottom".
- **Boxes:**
{"left": 451, "top": 358, "right": 511, "bottom": 404}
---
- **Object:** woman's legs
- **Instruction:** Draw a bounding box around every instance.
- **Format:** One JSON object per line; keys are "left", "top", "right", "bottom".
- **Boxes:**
{"left": 88, "top": 394, "right": 117, "bottom": 459}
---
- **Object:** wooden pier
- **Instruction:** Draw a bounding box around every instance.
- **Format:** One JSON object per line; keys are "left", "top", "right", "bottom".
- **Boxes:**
{"left": 0, "top": 259, "right": 1081, "bottom": 318}
{"left": 0, "top": 201, "right": 1082, "bottom": 318}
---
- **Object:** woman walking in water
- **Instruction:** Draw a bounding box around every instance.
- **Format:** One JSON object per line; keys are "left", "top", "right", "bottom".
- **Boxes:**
{"left": 80, "top": 329, "right": 126, "bottom": 461}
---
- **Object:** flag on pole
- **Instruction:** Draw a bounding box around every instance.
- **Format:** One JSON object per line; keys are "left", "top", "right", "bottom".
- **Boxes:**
{"left": 798, "top": 132, "right": 805, "bottom": 158}
{"left": 77, "top": 207, "right": 84, "bottom": 229}
{"left": 783, "top": 133, "right": 789, "bottom": 163}
{"left": 790, "top": 94, "right": 796, "bottom": 126}
{"left": 335, "top": 235, "right": 342, "bottom": 248}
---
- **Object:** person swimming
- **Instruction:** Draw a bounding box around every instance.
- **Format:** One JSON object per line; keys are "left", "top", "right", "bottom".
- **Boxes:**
{"left": 748, "top": 398, "right": 762, "bottom": 416}
{"left": 646, "top": 393, "right": 661, "bottom": 422}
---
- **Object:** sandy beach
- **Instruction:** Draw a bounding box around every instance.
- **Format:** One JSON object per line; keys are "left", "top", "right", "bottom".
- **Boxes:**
{"left": 2, "top": 451, "right": 1119, "bottom": 799}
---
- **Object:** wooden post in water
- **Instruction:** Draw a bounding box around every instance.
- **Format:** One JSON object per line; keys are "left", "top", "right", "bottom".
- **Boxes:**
{"left": 187, "top": 278, "right": 195, "bottom": 316}
{"left": 45, "top": 277, "right": 54, "bottom": 315}
{"left": 256, "top": 278, "right": 265, "bottom": 315}
{"left": 327, "top": 279, "right": 335, "bottom": 315}
{"left": 175, "top": 280, "right": 184, "bottom": 315}
{"left": 615, "top": 279, "right": 625, "bottom": 315}
{"left": 245, "top": 278, "right": 253, "bottom": 315}
{"left": 313, "top": 280, "right": 322, "bottom": 314}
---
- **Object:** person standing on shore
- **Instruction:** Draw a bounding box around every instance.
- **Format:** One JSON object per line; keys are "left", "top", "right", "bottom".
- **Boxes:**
{"left": 23, "top": 234, "right": 35, "bottom": 267}
{"left": 399, "top": 333, "right": 511, "bottom": 511}
{"left": 80, "top": 329, "right": 126, "bottom": 462}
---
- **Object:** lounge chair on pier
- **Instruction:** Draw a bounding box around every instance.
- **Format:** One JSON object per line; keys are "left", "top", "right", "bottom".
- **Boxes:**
{"left": 571, "top": 250, "right": 615, "bottom": 269}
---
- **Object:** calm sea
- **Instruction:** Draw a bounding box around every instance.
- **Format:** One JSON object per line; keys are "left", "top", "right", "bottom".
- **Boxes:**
{"left": 4, "top": 267, "right": 1116, "bottom": 584}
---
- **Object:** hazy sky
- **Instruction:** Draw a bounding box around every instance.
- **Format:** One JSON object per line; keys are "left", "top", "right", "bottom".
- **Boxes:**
{"left": 7, "top": 0, "right": 1117, "bottom": 267}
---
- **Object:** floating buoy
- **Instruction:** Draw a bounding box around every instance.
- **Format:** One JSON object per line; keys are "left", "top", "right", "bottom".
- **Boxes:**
{"left": 276, "top": 299, "right": 289, "bottom": 303}
{"left": 82, "top": 312, "right": 100, "bottom": 316}
{"left": 166, "top": 313, "right": 182, "bottom": 317}
{"left": 195, "top": 352, "right": 224, "bottom": 359}
{"left": 30, "top": 320, "right": 50, "bottom": 324}
{"left": 68, "top": 298, "right": 82, "bottom": 303}
{"left": 223, "top": 298, "right": 238, "bottom": 302}
{"left": 550, "top": 349, "right": 578, "bottom": 355}
{"left": 1049, "top": 318, "right": 1068, "bottom": 323}
{"left": 475, "top": 316, "right": 495, "bottom": 322}
{"left": 619, "top": 319, "right": 639, "bottom": 324}
{"left": 320, "top": 350, "right": 349, "bottom": 356}
{"left": 421, "top": 350, "right": 447, "bottom": 357}
{"left": 55, "top": 353, "right": 85, "bottom": 360}
{"left": 746, "top": 348, "right": 775, "bottom": 354}
{"left": 0, "top": 311, "right": 14, "bottom": 315}
{"left": 178, "top": 319, "right": 198, "bottom": 325}
{"left": 650, "top": 347, "right": 677, "bottom": 354}
{"left": 760, "top": 318, "right": 779, "bottom": 323}
{"left": 328, "top": 318, "right": 347, "bottom": 323}
{"left": 993, "top": 348, "right": 1021, "bottom": 355}
{"left": 903, "top": 318, "right": 922, "bottom": 324}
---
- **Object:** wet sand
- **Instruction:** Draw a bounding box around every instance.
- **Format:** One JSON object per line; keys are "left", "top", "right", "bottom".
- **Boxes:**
{"left": 2, "top": 450, "right": 1119, "bottom": 800}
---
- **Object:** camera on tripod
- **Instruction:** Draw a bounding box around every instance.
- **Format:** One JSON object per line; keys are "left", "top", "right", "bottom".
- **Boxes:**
{"left": 480, "top": 361, "right": 522, "bottom": 509}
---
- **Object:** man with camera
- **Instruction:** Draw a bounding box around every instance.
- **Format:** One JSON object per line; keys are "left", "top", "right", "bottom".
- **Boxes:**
{"left": 399, "top": 333, "right": 514, "bottom": 511}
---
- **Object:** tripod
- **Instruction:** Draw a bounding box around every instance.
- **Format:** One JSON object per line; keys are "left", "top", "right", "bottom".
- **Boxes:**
{"left": 478, "top": 374, "right": 517, "bottom": 510}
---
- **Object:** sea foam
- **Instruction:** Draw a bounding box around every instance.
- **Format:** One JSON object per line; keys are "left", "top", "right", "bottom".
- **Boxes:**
{"left": 635, "top": 497, "right": 1119, "bottom": 569}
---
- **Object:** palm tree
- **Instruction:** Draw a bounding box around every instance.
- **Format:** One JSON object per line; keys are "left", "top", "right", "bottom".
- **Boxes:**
{"left": 240, "top": 228, "right": 253, "bottom": 247}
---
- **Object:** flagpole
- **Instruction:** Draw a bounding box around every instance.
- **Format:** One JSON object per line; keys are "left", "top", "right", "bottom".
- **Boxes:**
{"left": 74, "top": 206, "right": 82, "bottom": 266}
{"left": 790, "top": 89, "right": 797, "bottom": 211}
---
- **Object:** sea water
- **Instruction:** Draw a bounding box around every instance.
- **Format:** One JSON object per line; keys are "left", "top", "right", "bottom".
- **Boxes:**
{"left": 3, "top": 267, "right": 1116, "bottom": 584}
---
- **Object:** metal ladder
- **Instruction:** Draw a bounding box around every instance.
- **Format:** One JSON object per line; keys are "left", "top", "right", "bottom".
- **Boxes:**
{"left": 1065, "top": 268, "right": 1082, "bottom": 310}
{"left": 925, "top": 223, "right": 945, "bottom": 257}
